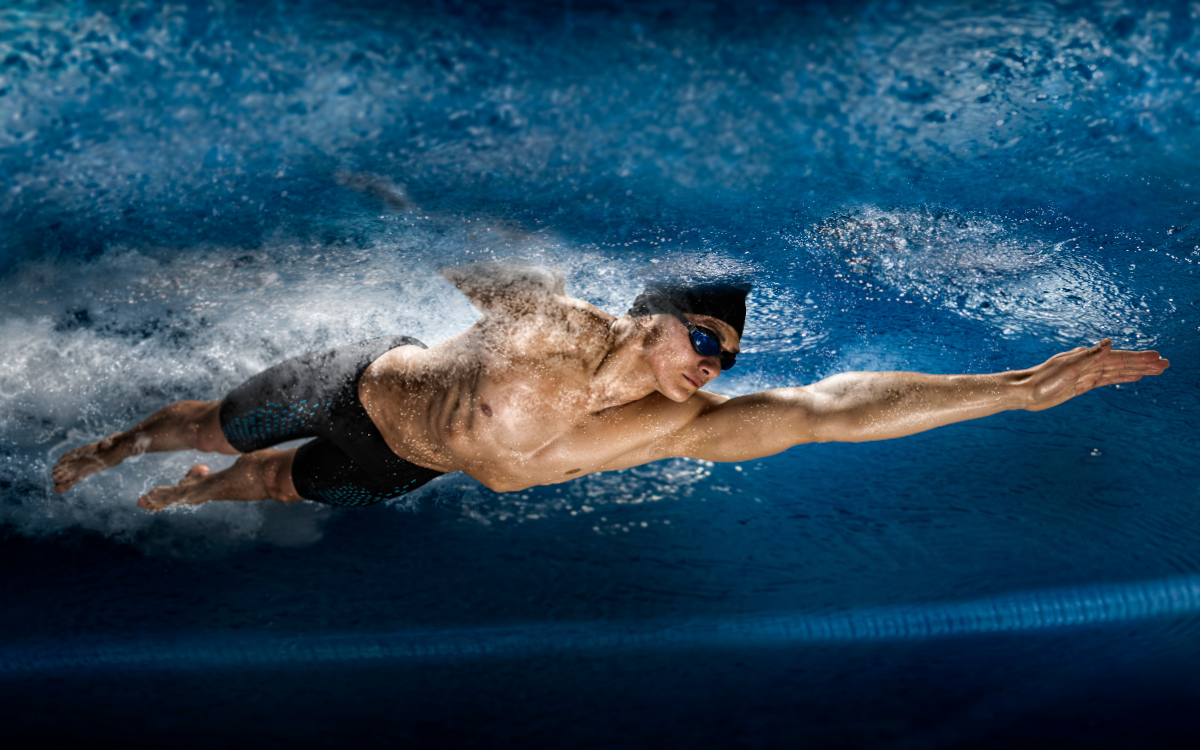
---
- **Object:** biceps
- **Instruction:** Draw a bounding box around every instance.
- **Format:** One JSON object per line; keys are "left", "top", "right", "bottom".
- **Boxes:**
{"left": 667, "top": 389, "right": 819, "bottom": 462}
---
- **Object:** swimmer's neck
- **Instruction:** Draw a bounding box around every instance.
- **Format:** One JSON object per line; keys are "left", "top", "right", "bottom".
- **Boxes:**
{"left": 585, "top": 315, "right": 664, "bottom": 411}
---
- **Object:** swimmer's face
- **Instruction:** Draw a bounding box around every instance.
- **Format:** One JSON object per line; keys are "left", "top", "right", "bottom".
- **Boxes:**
{"left": 644, "top": 312, "right": 741, "bottom": 401}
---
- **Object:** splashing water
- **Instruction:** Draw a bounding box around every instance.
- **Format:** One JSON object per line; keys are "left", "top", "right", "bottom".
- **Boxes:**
{"left": 797, "top": 205, "right": 1152, "bottom": 345}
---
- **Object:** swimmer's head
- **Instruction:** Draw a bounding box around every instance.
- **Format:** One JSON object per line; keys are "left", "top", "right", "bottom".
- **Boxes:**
{"left": 628, "top": 281, "right": 752, "bottom": 337}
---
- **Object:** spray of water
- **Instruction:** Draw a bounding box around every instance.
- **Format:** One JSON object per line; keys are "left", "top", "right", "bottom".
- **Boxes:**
{"left": 795, "top": 205, "right": 1153, "bottom": 346}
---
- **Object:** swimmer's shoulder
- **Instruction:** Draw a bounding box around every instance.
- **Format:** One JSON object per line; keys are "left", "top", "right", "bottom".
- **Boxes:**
{"left": 561, "top": 295, "right": 617, "bottom": 327}
{"left": 442, "top": 263, "right": 567, "bottom": 318}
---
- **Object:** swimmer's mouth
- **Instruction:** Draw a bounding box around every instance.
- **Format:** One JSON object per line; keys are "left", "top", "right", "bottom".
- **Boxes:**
{"left": 683, "top": 374, "right": 700, "bottom": 388}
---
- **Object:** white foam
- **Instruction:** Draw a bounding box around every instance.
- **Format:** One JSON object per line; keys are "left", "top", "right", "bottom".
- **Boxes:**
{"left": 0, "top": 241, "right": 433, "bottom": 550}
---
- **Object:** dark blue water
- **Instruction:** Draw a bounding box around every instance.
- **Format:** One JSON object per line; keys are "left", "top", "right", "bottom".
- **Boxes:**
{"left": 2, "top": 0, "right": 1199, "bottom": 746}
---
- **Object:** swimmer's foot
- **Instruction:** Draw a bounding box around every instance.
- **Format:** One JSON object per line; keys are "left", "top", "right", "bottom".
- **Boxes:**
{"left": 53, "top": 435, "right": 128, "bottom": 493}
{"left": 137, "top": 465, "right": 212, "bottom": 513}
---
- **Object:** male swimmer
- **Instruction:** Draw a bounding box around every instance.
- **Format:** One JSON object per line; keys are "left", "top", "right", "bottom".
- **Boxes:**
{"left": 52, "top": 265, "right": 1170, "bottom": 512}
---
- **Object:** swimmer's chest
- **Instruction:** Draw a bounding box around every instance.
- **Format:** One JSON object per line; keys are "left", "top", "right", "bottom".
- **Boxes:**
{"left": 467, "top": 319, "right": 611, "bottom": 449}
{"left": 442, "top": 311, "right": 659, "bottom": 479}
{"left": 465, "top": 370, "right": 678, "bottom": 478}
{"left": 470, "top": 364, "right": 597, "bottom": 451}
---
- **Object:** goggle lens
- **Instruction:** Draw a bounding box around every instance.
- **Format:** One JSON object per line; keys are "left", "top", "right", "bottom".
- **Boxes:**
{"left": 688, "top": 325, "right": 737, "bottom": 371}
{"left": 689, "top": 329, "right": 722, "bottom": 357}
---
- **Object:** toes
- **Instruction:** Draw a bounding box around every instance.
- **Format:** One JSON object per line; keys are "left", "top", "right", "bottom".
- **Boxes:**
{"left": 137, "top": 471, "right": 204, "bottom": 512}
{"left": 52, "top": 469, "right": 76, "bottom": 493}
{"left": 138, "top": 489, "right": 167, "bottom": 513}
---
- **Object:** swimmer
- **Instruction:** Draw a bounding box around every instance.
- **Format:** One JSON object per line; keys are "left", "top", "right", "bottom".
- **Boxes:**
{"left": 52, "top": 264, "right": 1170, "bottom": 512}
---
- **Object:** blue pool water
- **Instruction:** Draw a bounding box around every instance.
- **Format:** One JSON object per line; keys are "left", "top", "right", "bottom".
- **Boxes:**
{"left": 1, "top": 0, "right": 1198, "bottom": 745}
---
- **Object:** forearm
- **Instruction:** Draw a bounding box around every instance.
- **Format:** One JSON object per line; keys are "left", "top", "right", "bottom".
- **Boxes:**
{"left": 802, "top": 369, "right": 1030, "bottom": 443}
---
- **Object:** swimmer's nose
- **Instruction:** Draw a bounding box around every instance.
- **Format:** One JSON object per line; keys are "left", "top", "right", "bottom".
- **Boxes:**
{"left": 697, "top": 358, "right": 719, "bottom": 381}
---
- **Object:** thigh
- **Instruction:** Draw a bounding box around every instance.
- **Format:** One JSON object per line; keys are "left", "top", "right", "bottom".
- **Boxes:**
{"left": 290, "top": 436, "right": 445, "bottom": 507}
{"left": 218, "top": 335, "right": 423, "bottom": 453}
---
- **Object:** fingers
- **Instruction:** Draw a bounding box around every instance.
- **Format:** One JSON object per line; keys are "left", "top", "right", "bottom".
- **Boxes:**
{"left": 1056, "top": 339, "right": 1167, "bottom": 396}
{"left": 1095, "top": 373, "right": 1144, "bottom": 388}
{"left": 1090, "top": 350, "right": 1169, "bottom": 389}
{"left": 1090, "top": 340, "right": 1168, "bottom": 374}
{"left": 1108, "top": 347, "right": 1162, "bottom": 359}
{"left": 1061, "top": 339, "right": 1110, "bottom": 362}
{"left": 1106, "top": 351, "right": 1169, "bottom": 372}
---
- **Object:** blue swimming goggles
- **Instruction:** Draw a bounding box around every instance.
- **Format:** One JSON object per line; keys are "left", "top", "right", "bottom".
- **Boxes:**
{"left": 675, "top": 314, "right": 738, "bottom": 371}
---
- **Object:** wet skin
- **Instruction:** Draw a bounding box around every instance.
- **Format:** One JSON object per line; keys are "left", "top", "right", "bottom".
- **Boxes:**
{"left": 53, "top": 265, "right": 1170, "bottom": 511}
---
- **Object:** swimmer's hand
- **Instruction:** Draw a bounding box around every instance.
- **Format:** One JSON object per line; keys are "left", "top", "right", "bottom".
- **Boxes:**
{"left": 1018, "top": 338, "right": 1169, "bottom": 412}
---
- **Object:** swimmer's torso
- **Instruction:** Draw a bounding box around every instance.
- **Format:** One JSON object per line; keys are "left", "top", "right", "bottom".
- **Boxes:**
{"left": 358, "top": 296, "right": 716, "bottom": 492}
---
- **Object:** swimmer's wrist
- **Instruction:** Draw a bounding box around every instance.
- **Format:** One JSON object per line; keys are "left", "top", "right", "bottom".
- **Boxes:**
{"left": 1003, "top": 368, "right": 1037, "bottom": 411}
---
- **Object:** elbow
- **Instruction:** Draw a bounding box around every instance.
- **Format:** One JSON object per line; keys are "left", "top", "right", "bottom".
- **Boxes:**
{"left": 796, "top": 389, "right": 861, "bottom": 444}
{"left": 787, "top": 387, "right": 836, "bottom": 444}
{"left": 476, "top": 475, "right": 531, "bottom": 493}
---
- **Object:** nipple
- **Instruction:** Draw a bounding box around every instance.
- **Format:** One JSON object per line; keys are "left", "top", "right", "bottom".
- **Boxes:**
{"left": 481, "top": 403, "right": 493, "bottom": 417}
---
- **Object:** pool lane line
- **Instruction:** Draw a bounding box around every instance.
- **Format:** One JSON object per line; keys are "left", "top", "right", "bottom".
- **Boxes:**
{"left": 4, "top": 573, "right": 1199, "bottom": 676}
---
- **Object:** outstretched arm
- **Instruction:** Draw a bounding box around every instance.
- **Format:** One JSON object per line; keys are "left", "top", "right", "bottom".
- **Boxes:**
{"left": 667, "top": 340, "right": 1169, "bottom": 463}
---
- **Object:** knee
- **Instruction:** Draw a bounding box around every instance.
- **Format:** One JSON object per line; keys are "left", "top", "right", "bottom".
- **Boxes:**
{"left": 189, "top": 401, "right": 235, "bottom": 454}
{"left": 252, "top": 451, "right": 304, "bottom": 504}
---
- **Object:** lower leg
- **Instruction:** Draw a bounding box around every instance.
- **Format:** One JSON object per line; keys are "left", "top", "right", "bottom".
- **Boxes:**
{"left": 137, "top": 449, "right": 303, "bottom": 512}
{"left": 53, "top": 400, "right": 235, "bottom": 493}
{"left": 105, "top": 399, "right": 235, "bottom": 456}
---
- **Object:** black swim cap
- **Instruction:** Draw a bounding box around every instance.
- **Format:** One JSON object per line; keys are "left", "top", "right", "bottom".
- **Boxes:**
{"left": 628, "top": 282, "right": 752, "bottom": 337}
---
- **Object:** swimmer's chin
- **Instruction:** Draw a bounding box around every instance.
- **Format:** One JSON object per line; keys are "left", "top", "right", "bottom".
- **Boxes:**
{"left": 661, "top": 376, "right": 701, "bottom": 402}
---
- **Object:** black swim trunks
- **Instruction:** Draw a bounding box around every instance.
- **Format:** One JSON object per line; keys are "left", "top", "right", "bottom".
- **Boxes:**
{"left": 219, "top": 336, "right": 446, "bottom": 507}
